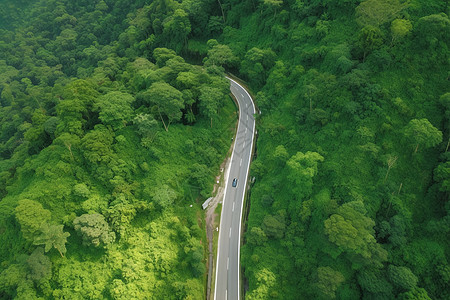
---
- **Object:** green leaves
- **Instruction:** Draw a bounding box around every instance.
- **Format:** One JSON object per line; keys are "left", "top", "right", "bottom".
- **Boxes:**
{"left": 15, "top": 199, "right": 51, "bottom": 242}
{"left": 199, "top": 86, "right": 223, "bottom": 127}
{"left": 403, "top": 118, "right": 443, "bottom": 153}
{"left": 286, "top": 151, "right": 324, "bottom": 198}
{"left": 73, "top": 213, "right": 115, "bottom": 247}
{"left": 94, "top": 91, "right": 135, "bottom": 130}
{"left": 324, "top": 201, "right": 387, "bottom": 264}
{"left": 390, "top": 19, "right": 412, "bottom": 45}
{"left": 314, "top": 267, "right": 345, "bottom": 299}
{"left": 355, "top": 0, "right": 410, "bottom": 27}
{"left": 33, "top": 224, "right": 70, "bottom": 257}
{"left": 26, "top": 247, "right": 52, "bottom": 282}
{"left": 388, "top": 265, "right": 418, "bottom": 291}
{"left": 141, "top": 82, "right": 184, "bottom": 131}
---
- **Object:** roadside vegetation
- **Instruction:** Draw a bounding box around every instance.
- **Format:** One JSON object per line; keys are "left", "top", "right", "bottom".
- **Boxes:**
{"left": 0, "top": 0, "right": 448, "bottom": 299}
{"left": 224, "top": 1, "right": 448, "bottom": 299}
{"left": 0, "top": 0, "right": 235, "bottom": 298}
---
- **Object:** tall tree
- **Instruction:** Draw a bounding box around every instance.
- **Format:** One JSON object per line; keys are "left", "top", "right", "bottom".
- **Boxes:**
{"left": 141, "top": 82, "right": 184, "bottom": 131}
{"left": 403, "top": 118, "right": 442, "bottom": 153}
{"left": 33, "top": 224, "right": 70, "bottom": 257}
{"left": 73, "top": 213, "right": 116, "bottom": 247}
{"left": 26, "top": 247, "right": 52, "bottom": 282}
{"left": 199, "top": 86, "right": 223, "bottom": 127}
{"left": 15, "top": 199, "right": 51, "bottom": 242}
{"left": 286, "top": 151, "right": 324, "bottom": 199}
{"left": 94, "top": 91, "right": 135, "bottom": 130}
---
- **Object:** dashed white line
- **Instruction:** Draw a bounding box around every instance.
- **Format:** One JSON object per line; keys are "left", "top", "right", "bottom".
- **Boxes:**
{"left": 241, "top": 93, "right": 244, "bottom": 98}
{"left": 243, "top": 141, "right": 245, "bottom": 148}
{"left": 247, "top": 115, "right": 248, "bottom": 121}
{"left": 229, "top": 228, "right": 232, "bottom": 238}
{"left": 232, "top": 202, "right": 235, "bottom": 212}
{"left": 240, "top": 159, "right": 242, "bottom": 166}
{"left": 245, "top": 128, "right": 247, "bottom": 133}
{"left": 227, "top": 257, "right": 229, "bottom": 270}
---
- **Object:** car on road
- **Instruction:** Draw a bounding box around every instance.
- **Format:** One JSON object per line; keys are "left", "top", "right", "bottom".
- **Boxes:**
{"left": 232, "top": 178, "right": 238, "bottom": 187}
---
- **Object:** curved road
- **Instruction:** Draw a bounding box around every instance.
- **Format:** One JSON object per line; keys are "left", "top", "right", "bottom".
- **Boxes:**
{"left": 214, "top": 78, "right": 256, "bottom": 300}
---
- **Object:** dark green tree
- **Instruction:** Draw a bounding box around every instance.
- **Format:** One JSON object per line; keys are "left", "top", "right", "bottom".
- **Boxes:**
{"left": 26, "top": 247, "right": 52, "bottom": 282}
{"left": 388, "top": 265, "right": 418, "bottom": 291}
{"left": 73, "top": 213, "right": 116, "bottom": 247}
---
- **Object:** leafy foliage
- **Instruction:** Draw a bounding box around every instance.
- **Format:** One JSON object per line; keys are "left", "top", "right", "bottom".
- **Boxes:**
{"left": 73, "top": 213, "right": 116, "bottom": 247}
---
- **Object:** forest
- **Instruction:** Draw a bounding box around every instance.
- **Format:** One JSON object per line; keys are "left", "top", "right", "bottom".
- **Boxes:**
{"left": 0, "top": 0, "right": 449, "bottom": 299}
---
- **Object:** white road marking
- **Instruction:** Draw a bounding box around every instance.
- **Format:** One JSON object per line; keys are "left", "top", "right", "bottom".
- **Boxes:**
{"left": 245, "top": 128, "right": 247, "bottom": 133}
{"left": 227, "top": 257, "right": 229, "bottom": 270}
{"left": 240, "top": 159, "right": 242, "bottom": 166}
{"left": 227, "top": 77, "right": 256, "bottom": 300}
{"left": 229, "top": 228, "right": 232, "bottom": 238}
{"left": 243, "top": 141, "right": 245, "bottom": 148}
{"left": 241, "top": 93, "right": 244, "bottom": 98}
{"left": 215, "top": 77, "right": 256, "bottom": 300}
{"left": 246, "top": 103, "right": 248, "bottom": 108}
{"left": 232, "top": 202, "right": 235, "bottom": 212}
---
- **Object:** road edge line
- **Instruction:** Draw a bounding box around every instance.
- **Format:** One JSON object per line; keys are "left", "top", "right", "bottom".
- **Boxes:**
{"left": 213, "top": 78, "right": 241, "bottom": 300}
{"left": 227, "top": 77, "right": 256, "bottom": 300}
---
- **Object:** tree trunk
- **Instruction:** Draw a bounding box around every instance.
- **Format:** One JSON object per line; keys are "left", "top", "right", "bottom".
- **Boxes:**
{"left": 414, "top": 143, "right": 419, "bottom": 153}
{"left": 384, "top": 167, "right": 391, "bottom": 182}
{"left": 158, "top": 110, "right": 168, "bottom": 132}
{"left": 217, "top": 0, "right": 226, "bottom": 22}
{"left": 64, "top": 142, "right": 74, "bottom": 161}
{"left": 445, "top": 136, "right": 449, "bottom": 152}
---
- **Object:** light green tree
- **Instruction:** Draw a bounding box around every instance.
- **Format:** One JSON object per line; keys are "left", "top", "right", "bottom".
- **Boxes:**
{"left": 314, "top": 266, "right": 345, "bottom": 299}
{"left": 246, "top": 227, "right": 268, "bottom": 246}
{"left": 199, "top": 86, "right": 223, "bottom": 127}
{"left": 15, "top": 199, "right": 51, "bottom": 242}
{"left": 286, "top": 151, "right": 324, "bottom": 198}
{"left": 163, "top": 9, "right": 191, "bottom": 51}
{"left": 404, "top": 118, "right": 443, "bottom": 153}
{"left": 203, "top": 40, "right": 238, "bottom": 69}
{"left": 356, "top": 0, "right": 410, "bottom": 27}
{"left": 133, "top": 113, "right": 159, "bottom": 147}
{"left": 94, "top": 91, "right": 134, "bottom": 130}
{"left": 141, "top": 82, "right": 184, "bottom": 131}
{"left": 263, "top": 0, "right": 283, "bottom": 16}
{"left": 390, "top": 19, "right": 412, "bottom": 45}
{"left": 33, "top": 224, "right": 70, "bottom": 257}
{"left": 324, "top": 201, "right": 387, "bottom": 263}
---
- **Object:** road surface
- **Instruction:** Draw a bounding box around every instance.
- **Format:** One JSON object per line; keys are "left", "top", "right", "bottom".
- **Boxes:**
{"left": 214, "top": 78, "right": 256, "bottom": 300}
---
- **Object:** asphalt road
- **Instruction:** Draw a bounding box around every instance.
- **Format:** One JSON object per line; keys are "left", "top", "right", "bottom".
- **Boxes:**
{"left": 214, "top": 78, "right": 256, "bottom": 300}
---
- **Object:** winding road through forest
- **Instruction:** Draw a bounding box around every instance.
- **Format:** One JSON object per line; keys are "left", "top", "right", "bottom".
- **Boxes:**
{"left": 214, "top": 78, "right": 256, "bottom": 300}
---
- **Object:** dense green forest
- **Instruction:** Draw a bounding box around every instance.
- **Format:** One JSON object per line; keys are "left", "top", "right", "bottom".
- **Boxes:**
{"left": 0, "top": 0, "right": 448, "bottom": 299}
{"left": 0, "top": 0, "right": 236, "bottom": 298}
{"left": 234, "top": 1, "right": 449, "bottom": 299}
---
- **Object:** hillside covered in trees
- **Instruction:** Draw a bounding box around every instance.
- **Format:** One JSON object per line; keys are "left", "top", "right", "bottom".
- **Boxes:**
{"left": 0, "top": 0, "right": 449, "bottom": 299}
{"left": 0, "top": 0, "right": 237, "bottom": 298}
